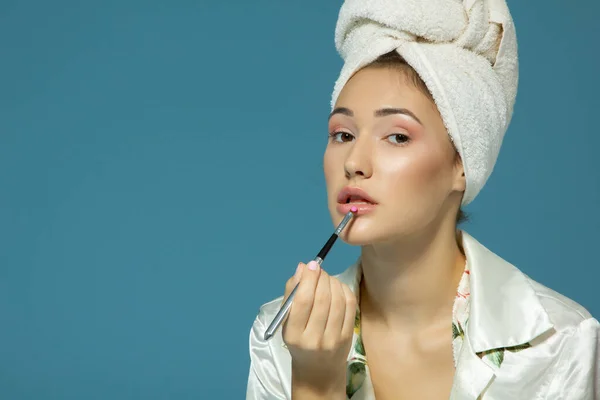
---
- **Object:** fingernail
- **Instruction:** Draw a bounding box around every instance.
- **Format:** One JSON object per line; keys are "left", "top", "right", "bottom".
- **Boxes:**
{"left": 308, "top": 261, "right": 318, "bottom": 271}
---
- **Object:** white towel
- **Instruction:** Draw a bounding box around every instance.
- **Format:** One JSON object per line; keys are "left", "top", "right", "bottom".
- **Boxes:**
{"left": 331, "top": 0, "right": 518, "bottom": 205}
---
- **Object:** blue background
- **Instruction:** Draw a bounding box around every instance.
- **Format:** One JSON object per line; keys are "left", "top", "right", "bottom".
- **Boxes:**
{"left": 1, "top": 1, "right": 598, "bottom": 398}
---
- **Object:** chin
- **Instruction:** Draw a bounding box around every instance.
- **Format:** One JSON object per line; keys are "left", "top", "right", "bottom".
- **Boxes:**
{"left": 344, "top": 227, "right": 425, "bottom": 249}
{"left": 341, "top": 225, "right": 390, "bottom": 246}
{"left": 332, "top": 213, "right": 389, "bottom": 246}
{"left": 331, "top": 210, "right": 419, "bottom": 247}
{"left": 340, "top": 233, "right": 374, "bottom": 246}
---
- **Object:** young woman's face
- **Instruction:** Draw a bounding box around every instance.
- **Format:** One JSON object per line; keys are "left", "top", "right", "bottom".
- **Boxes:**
{"left": 324, "top": 66, "right": 464, "bottom": 245}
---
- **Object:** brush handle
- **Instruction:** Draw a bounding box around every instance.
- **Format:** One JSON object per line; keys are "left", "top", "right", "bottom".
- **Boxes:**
{"left": 315, "top": 234, "right": 338, "bottom": 262}
{"left": 263, "top": 282, "right": 299, "bottom": 340}
{"left": 262, "top": 211, "right": 354, "bottom": 341}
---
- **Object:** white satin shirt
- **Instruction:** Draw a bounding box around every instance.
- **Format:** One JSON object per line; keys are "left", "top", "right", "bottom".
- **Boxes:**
{"left": 246, "top": 231, "right": 599, "bottom": 399}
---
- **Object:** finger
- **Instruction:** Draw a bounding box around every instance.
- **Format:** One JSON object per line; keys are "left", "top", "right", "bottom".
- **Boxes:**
{"left": 303, "top": 265, "right": 331, "bottom": 337}
{"left": 322, "top": 277, "right": 346, "bottom": 346}
{"left": 340, "top": 283, "right": 358, "bottom": 340}
{"left": 283, "top": 263, "right": 304, "bottom": 305}
{"left": 285, "top": 260, "right": 322, "bottom": 335}
{"left": 293, "top": 261, "right": 304, "bottom": 284}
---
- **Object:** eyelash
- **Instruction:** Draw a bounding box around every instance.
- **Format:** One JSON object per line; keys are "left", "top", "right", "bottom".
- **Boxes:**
{"left": 328, "top": 131, "right": 411, "bottom": 146}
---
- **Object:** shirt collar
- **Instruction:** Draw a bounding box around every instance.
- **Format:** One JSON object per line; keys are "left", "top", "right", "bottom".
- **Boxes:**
{"left": 335, "top": 230, "right": 554, "bottom": 354}
{"left": 459, "top": 230, "right": 554, "bottom": 352}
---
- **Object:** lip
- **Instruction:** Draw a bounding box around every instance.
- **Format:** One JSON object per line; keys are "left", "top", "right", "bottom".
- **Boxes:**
{"left": 336, "top": 186, "right": 378, "bottom": 216}
{"left": 336, "top": 202, "right": 376, "bottom": 216}
{"left": 337, "top": 186, "right": 378, "bottom": 205}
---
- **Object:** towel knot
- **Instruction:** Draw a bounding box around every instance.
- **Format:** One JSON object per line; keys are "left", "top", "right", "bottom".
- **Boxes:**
{"left": 335, "top": 0, "right": 507, "bottom": 67}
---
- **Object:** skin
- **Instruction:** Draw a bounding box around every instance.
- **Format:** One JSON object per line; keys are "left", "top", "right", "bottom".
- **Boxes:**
{"left": 282, "top": 65, "right": 467, "bottom": 399}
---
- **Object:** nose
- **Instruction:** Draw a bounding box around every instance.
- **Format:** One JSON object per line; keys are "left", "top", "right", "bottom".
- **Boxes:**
{"left": 344, "top": 136, "right": 373, "bottom": 179}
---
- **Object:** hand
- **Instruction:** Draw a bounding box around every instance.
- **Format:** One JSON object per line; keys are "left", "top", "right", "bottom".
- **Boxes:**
{"left": 281, "top": 261, "right": 357, "bottom": 397}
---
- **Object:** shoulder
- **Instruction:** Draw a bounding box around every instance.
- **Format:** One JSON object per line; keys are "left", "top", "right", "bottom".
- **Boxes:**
{"left": 525, "top": 279, "right": 600, "bottom": 396}
{"left": 250, "top": 295, "right": 287, "bottom": 349}
{"left": 256, "top": 295, "right": 285, "bottom": 325}
{"left": 247, "top": 296, "right": 292, "bottom": 399}
{"left": 524, "top": 273, "right": 597, "bottom": 333}
{"left": 462, "top": 230, "right": 597, "bottom": 336}
{"left": 250, "top": 295, "right": 287, "bottom": 353}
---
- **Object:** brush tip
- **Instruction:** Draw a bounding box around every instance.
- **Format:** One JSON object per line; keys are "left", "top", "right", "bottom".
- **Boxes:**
{"left": 350, "top": 206, "right": 358, "bottom": 213}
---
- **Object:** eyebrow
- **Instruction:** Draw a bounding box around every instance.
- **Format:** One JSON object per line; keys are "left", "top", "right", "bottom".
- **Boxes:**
{"left": 329, "top": 107, "right": 423, "bottom": 125}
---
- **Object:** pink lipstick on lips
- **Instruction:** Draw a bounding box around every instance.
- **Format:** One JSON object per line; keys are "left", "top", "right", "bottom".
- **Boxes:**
{"left": 336, "top": 186, "right": 378, "bottom": 215}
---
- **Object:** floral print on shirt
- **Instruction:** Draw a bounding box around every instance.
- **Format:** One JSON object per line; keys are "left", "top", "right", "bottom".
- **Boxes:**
{"left": 346, "top": 308, "right": 367, "bottom": 397}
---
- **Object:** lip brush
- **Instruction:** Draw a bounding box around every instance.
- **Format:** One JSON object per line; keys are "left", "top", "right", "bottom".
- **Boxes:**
{"left": 263, "top": 207, "right": 357, "bottom": 341}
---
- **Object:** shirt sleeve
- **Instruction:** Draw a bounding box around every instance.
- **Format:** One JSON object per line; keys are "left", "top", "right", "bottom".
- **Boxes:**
{"left": 548, "top": 317, "right": 600, "bottom": 399}
{"left": 246, "top": 314, "right": 287, "bottom": 400}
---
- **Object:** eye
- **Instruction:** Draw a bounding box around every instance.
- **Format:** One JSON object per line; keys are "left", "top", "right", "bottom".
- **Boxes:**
{"left": 329, "top": 131, "right": 355, "bottom": 143}
{"left": 386, "top": 133, "right": 410, "bottom": 145}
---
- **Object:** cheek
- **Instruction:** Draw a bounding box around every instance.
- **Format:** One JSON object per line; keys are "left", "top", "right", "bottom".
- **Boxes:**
{"left": 377, "top": 144, "right": 451, "bottom": 196}
{"left": 323, "top": 148, "right": 341, "bottom": 197}
{"left": 323, "top": 148, "right": 335, "bottom": 182}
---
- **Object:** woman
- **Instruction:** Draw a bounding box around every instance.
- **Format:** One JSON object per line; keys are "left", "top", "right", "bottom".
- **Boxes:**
{"left": 247, "top": 1, "right": 599, "bottom": 399}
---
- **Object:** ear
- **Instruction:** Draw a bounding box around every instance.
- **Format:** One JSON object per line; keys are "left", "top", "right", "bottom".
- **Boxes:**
{"left": 453, "top": 154, "right": 466, "bottom": 192}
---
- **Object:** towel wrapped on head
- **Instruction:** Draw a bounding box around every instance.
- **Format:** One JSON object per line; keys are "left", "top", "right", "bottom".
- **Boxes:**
{"left": 331, "top": 0, "right": 518, "bottom": 205}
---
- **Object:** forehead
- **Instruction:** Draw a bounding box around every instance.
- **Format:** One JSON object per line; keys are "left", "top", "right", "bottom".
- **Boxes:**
{"left": 334, "top": 66, "right": 438, "bottom": 117}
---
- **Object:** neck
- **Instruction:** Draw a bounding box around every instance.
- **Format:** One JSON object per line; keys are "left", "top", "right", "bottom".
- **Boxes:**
{"left": 359, "top": 221, "right": 466, "bottom": 332}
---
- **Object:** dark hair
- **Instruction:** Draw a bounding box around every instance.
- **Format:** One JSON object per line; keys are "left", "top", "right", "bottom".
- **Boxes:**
{"left": 456, "top": 208, "right": 469, "bottom": 225}
{"left": 369, "top": 51, "right": 470, "bottom": 226}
